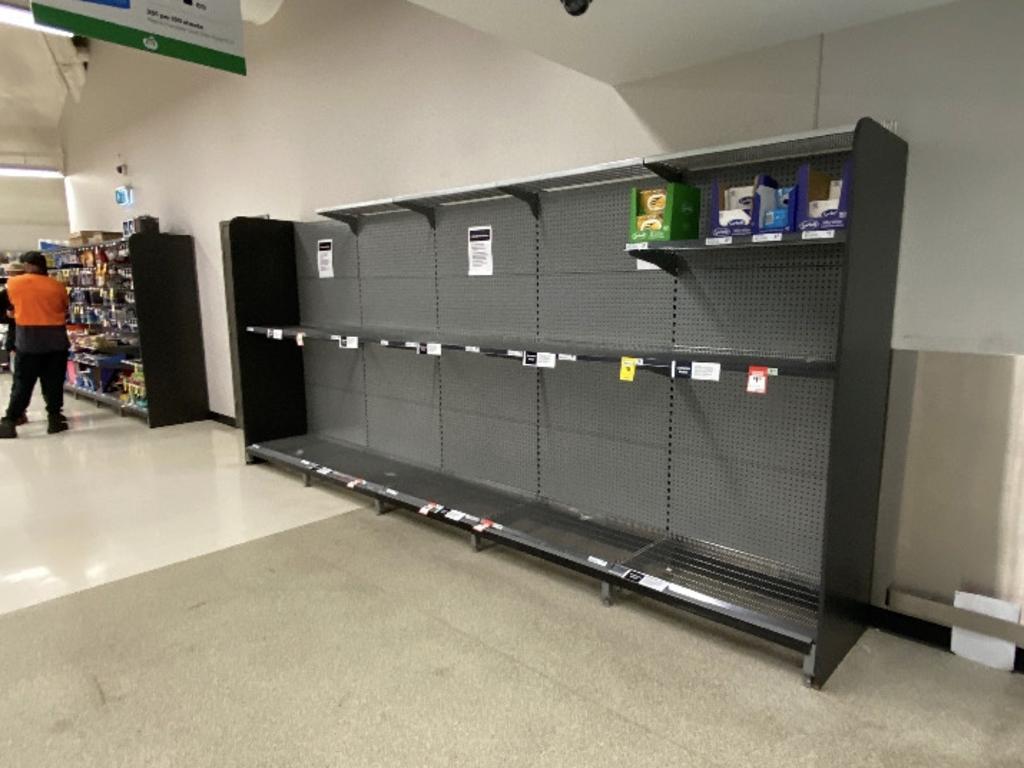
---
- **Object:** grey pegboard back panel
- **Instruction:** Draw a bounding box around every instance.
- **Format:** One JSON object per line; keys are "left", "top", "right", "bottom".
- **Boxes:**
{"left": 539, "top": 364, "right": 670, "bottom": 531}
{"left": 304, "top": 343, "right": 366, "bottom": 447}
{"left": 295, "top": 220, "right": 362, "bottom": 329}
{"left": 670, "top": 373, "right": 834, "bottom": 579}
{"left": 436, "top": 197, "right": 537, "bottom": 277}
{"left": 439, "top": 277, "right": 537, "bottom": 340}
{"left": 295, "top": 221, "right": 358, "bottom": 279}
{"left": 363, "top": 345, "right": 441, "bottom": 469}
{"left": 298, "top": 278, "right": 362, "bottom": 329}
{"left": 441, "top": 355, "right": 537, "bottom": 494}
{"left": 361, "top": 277, "right": 437, "bottom": 331}
{"left": 358, "top": 212, "right": 434, "bottom": 279}
{"left": 675, "top": 247, "right": 843, "bottom": 361}
{"left": 539, "top": 180, "right": 673, "bottom": 351}
{"left": 540, "top": 273, "right": 673, "bottom": 351}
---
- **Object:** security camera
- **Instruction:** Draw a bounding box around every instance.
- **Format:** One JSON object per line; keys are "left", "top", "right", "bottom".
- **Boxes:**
{"left": 561, "top": 0, "right": 591, "bottom": 16}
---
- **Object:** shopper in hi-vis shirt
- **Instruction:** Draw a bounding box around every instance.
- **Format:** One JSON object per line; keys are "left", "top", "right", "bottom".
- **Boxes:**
{"left": 0, "top": 252, "right": 70, "bottom": 438}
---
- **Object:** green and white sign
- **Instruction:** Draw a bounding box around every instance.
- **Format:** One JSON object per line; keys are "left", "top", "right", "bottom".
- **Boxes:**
{"left": 32, "top": 0, "right": 246, "bottom": 75}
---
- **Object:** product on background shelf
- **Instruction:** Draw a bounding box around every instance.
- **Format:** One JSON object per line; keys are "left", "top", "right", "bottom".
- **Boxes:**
{"left": 629, "top": 182, "right": 700, "bottom": 242}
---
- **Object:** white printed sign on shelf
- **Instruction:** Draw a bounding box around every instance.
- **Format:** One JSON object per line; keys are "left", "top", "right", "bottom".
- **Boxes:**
{"left": 636, "top": 256, "right": 660, "bottom": 271}
{"left": 467, "top": 226, "right": 494, "bottom": 276}
{"left": 317, "top": 239, "right": 335, "bottom": 279}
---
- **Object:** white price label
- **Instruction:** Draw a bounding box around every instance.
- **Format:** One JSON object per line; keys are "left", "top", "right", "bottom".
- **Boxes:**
{"left": 245, "top": 326, "right": 255, "bottom": 333}
{"left": 628, "top": 241, "right": 649, "bottom": 250}
{"left": 444, "top": 510, "right": 467, "bottom": 522}
{"left": 587, "top": 555, "right": 609, "bottom": 568}
{"left": 639, "top": 574, "right": 670, "bottom": 592}
{"left": 316, "top": 467, "right": 332, "bottom": 476}
{"left": 507, "top": 350, "right": 524, "bottom": 358}
{"left": 426, "top": 343, "right": 442, "bottom": 356}
{"left": 295, "top": 333, "right": 305, "bottom": 347}
{"left": 404, "top": 342, "right": 418, "bottom": 349}
{"left": 557, "top": 353, "right": 577, "bottom": 362}
{"left": 802, "top": 229, "right": 836, "bottom": 240}
{"left": 752, "top": 232, "right": 783, "bottom": 243}
{"left": 692, "top": 362, "right": 722, "bottom": 382}
{"left": 380, "top": 340, "right": 390, "bottom": 347}
{"left": 385, "top": 488, "right": 399, "bottom": 497}
{"left": 706, "top": 236, "right": 733, "bottom": 246}
{"left": 465, "top": 346, "right": 481, "bottom": 353}
{"left": 271, "top": 329, "right": 283, "bottom": 341}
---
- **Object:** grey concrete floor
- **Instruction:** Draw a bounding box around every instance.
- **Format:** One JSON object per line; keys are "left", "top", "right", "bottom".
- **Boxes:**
{"left": 0, "top": 506, "right": 1021, "bottom": 768}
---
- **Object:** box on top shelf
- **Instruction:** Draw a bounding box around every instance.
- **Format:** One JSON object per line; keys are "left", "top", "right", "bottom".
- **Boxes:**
{"left": 796, "top": 160, "right": 852, "bottom": 231}
{"left": 709, "top": 175, "right": 799, "bottom": 237}
{"left": 629, "top": 182, "right": 700, "bottom": 242}
{"left": 68, "top": 230, "right": 122, "bottom": 246}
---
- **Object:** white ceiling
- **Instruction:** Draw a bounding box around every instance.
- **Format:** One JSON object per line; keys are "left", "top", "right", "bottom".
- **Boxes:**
{"left": 0, "top": 24, "right": 68, "bottom": 166}
{"left": 407, "top": 0, "right": 955, "bottom": 85}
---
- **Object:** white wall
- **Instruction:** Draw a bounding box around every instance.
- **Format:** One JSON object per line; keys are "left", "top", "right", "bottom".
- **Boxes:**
{"left": 0, "top": 177, "right": 69, "bottom": 254}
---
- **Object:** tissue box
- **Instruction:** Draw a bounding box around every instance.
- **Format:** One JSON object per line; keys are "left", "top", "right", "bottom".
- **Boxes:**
{"left": 796, "top": 161, "right": 852, "bottom": 231}
{"left": 629, "top": 182, "right": 700, "bottom": 242}
{"left": 718, "top": 209, "right": 751, "bottom": 227}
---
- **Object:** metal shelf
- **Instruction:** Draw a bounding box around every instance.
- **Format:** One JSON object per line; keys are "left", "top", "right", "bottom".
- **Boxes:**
{"left": 626, "top": 230, "right": 847, "bottom": 275}
{"left": 248, "top": 434, "right": 817, "bottom": 652}
{"left": 244, "top": 324, "right": 836, "bottom": 379}
{"left": 65, "top": 383, "right": 148, "bottom": 422}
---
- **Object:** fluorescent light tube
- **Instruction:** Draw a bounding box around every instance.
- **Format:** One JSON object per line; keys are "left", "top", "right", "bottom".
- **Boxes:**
{"left": 0, "top": 166, "right": 65, "bottom": 179}
{"left": 0, "top": 3, "right": 75, "bottom": 37}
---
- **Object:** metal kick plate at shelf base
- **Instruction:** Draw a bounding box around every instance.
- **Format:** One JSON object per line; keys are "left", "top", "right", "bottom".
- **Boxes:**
{"left": 64, "top": 384, "right": 149, "bottom": 421}
{"left": 246, "top": 435, "right": 817, "bottom": 653}
{"left": 243, "top": 324, "right": 836, "bottom": 380}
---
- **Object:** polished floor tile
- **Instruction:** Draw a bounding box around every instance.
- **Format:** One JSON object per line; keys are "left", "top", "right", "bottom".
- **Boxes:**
{"left": 0, "top": 377, "right": 367, "bottom": 615}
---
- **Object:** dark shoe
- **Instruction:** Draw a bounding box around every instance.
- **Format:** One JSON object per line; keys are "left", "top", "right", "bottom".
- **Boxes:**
{"left": 47, "top": 413, "right": 69, "bottom": 435}
{"left": 0, "top": 418, "right": 16, "bottom": 439}
{"left": 14, "top": 414, "right": 27, "bottom": 427}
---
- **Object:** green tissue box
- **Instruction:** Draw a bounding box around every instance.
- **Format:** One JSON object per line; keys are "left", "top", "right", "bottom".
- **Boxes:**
{"left": 629, "top": 182, "right": 700, "bottom": 242}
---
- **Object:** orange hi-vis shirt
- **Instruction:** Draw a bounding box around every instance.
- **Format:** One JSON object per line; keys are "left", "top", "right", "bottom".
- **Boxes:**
{"left": 6, "top": 274, "right": 68, "bottom": 326}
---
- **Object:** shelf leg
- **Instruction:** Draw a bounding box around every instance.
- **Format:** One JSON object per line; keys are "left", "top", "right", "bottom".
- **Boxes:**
{"left": 802, "top": 644, "right": 819, "bottom": 689}
{"left": 374, "top": 498, "right": 391, "bottom": 516}
{"left": 303, "top": 473, "right": 312, "bottom": 488}
{"left": 601, "top": 581, "right": 615, "bottom": 607}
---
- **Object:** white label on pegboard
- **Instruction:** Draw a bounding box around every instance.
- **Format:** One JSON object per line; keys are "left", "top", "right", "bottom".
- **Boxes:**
{"left": 691, "top": 362, "right": 721, "bottom": 382}
{"left": 636, "top": 257, "right": 660, "bottom": 271}
{"left": 317, "top": 239, "right": 335, "bottom": 279}
{"left": 468, "top": 226, "right": 493, "bottom": 276}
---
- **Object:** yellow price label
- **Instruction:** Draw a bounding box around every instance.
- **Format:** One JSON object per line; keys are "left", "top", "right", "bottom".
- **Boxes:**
{"left": 619, "top": 356, "right": 639, "bottom": 382}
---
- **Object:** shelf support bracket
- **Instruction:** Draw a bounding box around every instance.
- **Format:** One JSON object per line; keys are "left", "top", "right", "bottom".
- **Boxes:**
{"left": 644, "top": 159, "right": 688, "bottom": 183}
{"left": 394, "top": 201, "right": 437, "bottom": 230}
{"left": 498, "top": 185, "right": 541, "bottom": 219}
{"left": 334, "top": 214, "right": 363, "bottom": 237}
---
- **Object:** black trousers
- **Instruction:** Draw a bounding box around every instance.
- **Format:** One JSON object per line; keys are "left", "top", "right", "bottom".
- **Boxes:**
{"left": 5, "top": 350, "right": 67, "bottom": 420}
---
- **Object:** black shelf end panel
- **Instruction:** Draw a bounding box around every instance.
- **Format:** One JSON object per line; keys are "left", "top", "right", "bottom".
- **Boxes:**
{"left": 812, "top": 117, "right": 909, "bottom": 687}
{"left": 129, "top": 233, "right": 209, "bottom": 429}
{"left": 226, "top": 217, "right": 307, "bottom": 445}
{"left": 247, "top": 434, "right": 816, "bottom": 655}
{"left": 626, "top": 230, "right": 848, "bottom": 275}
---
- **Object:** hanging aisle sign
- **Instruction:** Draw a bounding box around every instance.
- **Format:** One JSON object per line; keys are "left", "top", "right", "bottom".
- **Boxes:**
{"left": 33, "top": 0, "right": 247, "bottom": 75}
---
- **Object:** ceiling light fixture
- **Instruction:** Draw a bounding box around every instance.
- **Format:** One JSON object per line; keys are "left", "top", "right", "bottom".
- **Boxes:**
{"left": 0, "top": 166, "right": 65, "bottom": 179}
{"left": 0, "top": 3, "right": 74, "bottom": 37}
